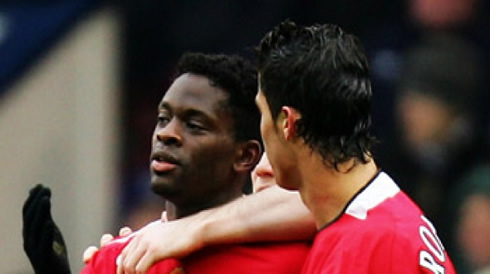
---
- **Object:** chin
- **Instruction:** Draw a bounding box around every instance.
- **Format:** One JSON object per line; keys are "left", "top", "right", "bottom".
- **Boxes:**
{"left": 277, "top": 181, "right": 299, "bottom": 191}
{"left": 273, "top": 172, "right": 297, "bottom": 190}
{"left": 150, "top": 178, "right": 176, "bottom": 197}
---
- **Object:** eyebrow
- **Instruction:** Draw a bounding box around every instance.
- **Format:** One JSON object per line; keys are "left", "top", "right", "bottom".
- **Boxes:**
{"left": 159, "top": 101, "right": 171, "bottom": 111}
{"left": 159, "top": 101, "right": 213, "bottom": 121}
{"left": 184, "top": 109, "right": 210, "bottom": 120}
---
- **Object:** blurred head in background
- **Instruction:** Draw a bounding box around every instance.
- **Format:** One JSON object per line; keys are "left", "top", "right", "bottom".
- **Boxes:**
{"left": 455, "top": 165, "right": 490, "bottom": 272}
{"left": 410, "top": 0, "right": 478, "bottom": 30}
{"left": 396, "top": 33, "right": 482, "bottom": 166}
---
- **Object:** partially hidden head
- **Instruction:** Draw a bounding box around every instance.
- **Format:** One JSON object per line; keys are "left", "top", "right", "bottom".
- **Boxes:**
{"left": 150, "top": 52, "right": 262, "bottom": 217}
{"left": 251, "top": 153, "right": 275, "bottom": 193}
{"left": 397, "top": 34, "right": 482, "bottom": 150}
{"left": 255, "top": 20, "right": 376, "bottom": 188}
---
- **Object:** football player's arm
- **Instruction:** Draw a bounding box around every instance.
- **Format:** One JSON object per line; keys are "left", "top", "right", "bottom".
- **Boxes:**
{"left": 117, "top": 185, "right": 315, "bottom": 273}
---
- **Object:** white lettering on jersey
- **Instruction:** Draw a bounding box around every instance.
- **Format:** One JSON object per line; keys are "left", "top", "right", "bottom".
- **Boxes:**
{"left": 420, "top": 250, "right": 445, "bottom": 274}
{"left": 421, "top": 215, "right": 445, "bottom": 252}
{"left": 418, "top": 215, "right": 446, "bottom": 273}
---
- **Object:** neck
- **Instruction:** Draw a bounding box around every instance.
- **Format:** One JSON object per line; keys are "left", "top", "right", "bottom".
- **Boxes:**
{"left": 165, "top": 183, "right": 244, "bottom": 221}
{"left": 298, "top": 155, "right": 378, "bottom": 229}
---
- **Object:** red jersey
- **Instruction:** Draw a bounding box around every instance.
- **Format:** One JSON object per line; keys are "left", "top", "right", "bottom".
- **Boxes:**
{"left": 301, "top": 172, "right": 456, "bottom": 274}
{"left": 82, "top": 222, "right": 309, "bottom": 274}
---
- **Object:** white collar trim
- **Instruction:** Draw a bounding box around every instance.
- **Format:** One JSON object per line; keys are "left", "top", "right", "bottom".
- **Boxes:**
{"left": 345, "top": 172, "right": 400, "bottom": 220}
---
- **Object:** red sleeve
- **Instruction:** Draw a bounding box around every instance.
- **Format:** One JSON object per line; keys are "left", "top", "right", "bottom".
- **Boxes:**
{"left": 80, "top": 236, "right": 132, "bottom": 273}
{"left": 80, "top": 235, "right": 184, "bottom": 274}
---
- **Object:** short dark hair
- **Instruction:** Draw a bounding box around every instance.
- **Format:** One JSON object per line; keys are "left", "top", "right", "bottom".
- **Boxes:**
{"left": 173, "top": 52, "right": 261, "bottom": 143}
{"left": 256, "top": 20, "right": 376, "bottom": 167}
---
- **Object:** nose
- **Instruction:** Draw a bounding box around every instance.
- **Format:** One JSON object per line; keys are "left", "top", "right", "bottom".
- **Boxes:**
{"left": 252, "top": 154, "right": 274, "bottom": 179}
{"left": 252, "top": 153, "right": 275, "bottom": 192}
{"left": 155, "top": 119, "right": 183, "bottom": 146}
{"left": 254, "top": 163, "right": 274, "bottom": 179}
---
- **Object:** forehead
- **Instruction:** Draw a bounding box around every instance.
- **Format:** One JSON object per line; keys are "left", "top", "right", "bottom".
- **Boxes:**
{"left": 161, "top": 73, "right": 228, "bottom": 113}
{"left": 255, "top": 89, "right": 269, "bottom": 114}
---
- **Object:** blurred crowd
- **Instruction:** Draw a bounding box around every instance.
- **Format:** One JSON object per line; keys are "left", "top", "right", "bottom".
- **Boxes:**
{"left": 365, "top": 0, "right": 490, "bottom": 272}
{"left": 109, "top": 0, "right": 490, "bottom": 273}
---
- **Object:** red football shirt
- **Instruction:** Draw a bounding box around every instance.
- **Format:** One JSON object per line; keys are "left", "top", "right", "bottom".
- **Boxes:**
{"left": 82, "top": 222, "right": 310, "bottom": 274}
{"left": 301, "top": 172, "right": 456, "bottom": 274}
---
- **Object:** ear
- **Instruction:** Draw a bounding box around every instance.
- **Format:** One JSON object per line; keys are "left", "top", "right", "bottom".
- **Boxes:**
{"left": 280, "top": 106, "right": 301, "bottom": 141}
{"left": 234, "top": 140, "right": 263, "bottom": 173}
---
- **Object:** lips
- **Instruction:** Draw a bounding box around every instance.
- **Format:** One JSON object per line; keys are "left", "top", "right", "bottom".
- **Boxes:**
{"left": 150, "top": 152, "right": 180, "bottom": 173}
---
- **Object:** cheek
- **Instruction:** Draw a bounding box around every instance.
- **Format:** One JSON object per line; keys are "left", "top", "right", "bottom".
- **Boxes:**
{"left": 183, "top": 144, "right": 234, "bottom": 193}
{"left": 151, "top": 129, "right": 158, "bottom": 145}
{"left": 189, "top": 138, "right": 235, "bottom": 170}
{"left": 259, "top": 117, "right": 266, "bottom": 138}
{"left": 260, "top": 116, "right": 274, "bottom": 149}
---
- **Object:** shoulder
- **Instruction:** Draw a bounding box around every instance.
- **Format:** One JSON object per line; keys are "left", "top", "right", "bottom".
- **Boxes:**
{"left": 306, "top": 213, "right": 455, "bottom": 273}
{"left": 81, "top": 234, "right": 135, "bottom": 273}
{"left": 304, "top": 172, "right": 455, "bottom": 273}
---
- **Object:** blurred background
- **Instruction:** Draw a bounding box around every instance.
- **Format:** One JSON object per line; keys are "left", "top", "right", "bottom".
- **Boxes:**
{"left": 0, "top": 0, "right": 489, "bottom": 272}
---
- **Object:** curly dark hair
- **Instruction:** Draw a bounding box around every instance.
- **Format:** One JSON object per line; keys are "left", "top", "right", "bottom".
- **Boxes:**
{"left": 172, "top": 52, "right": 261, "bottom": 144}
{"left": 256, "top": 20, "right": 376, "bottom": 168}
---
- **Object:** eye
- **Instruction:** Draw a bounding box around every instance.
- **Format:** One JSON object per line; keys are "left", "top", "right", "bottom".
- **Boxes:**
{"left": 186, "top": 120, "right": 205, "bottom": 131}
{"left": 157, "top": 113, "right": 171, "bottom": 126}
